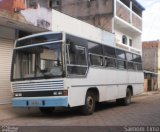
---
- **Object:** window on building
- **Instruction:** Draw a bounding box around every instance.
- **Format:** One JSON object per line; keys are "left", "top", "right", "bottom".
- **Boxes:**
{"left": 16, "top": 30, "right": 31, "bottom": 39}
{"left": 25, "top": 0, "right": 37, "bottom": 9}
{"left": 122, "top": 35, "right": 127, "bottom": 45}
{"left": 49, "top": 0, "right": 61, "bottom": 8}
{"left": 129, "top": 39, "right": 132, "bottom": 47}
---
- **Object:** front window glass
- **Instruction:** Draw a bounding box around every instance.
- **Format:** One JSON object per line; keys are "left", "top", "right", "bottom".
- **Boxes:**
{"left": 12, "top": 43, "right": 62, "bottom": 80}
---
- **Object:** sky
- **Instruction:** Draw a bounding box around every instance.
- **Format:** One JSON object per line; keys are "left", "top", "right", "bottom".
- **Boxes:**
{"left": 137, "top": 0, "right": 160, "bottom": 41}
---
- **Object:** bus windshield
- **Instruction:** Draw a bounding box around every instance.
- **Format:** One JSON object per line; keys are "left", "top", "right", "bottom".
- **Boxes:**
{"left": 12, "top": 42, "right": 63, "bottom": 80}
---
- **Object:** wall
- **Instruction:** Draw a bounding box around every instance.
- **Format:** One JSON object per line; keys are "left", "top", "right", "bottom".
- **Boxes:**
{"left": 52, "top": 10, "right": 115, "bottom": 46}
{"left": 114, "top": 27, "right": 142, "bottom": 54}
{"left": 20, "top": 0, "right": 52, "bottom": 30}
{"left": 0, "top": 0, "right": 52, "bottom": 30}
{"left": 55, "top": 0, "right": 114, "bottom": 32}
{"left": 0, "top": 0, "right": 25, "bottom": 12}
{"left": 114, "top": 29, "right": 132, "bottom": 48}
{"left": 157, "top": 41, "right": 160, "bottom": 89}
{"left": 21, "top": 7, "right": 52, "bottom": 30}
{"left": 0, "top": 26, "right": 15, "bottom": 40}
{"left": 142, "top": 41, "right": 159, "bottom": 72}
{"left": 132, "top": 35, "right": 142, "bottom": 51}
{"left": 144, "top": 79, "right": 148, "bottom": 92}
{"left": 60, "top": 0, "right": 113, "bottom": 17}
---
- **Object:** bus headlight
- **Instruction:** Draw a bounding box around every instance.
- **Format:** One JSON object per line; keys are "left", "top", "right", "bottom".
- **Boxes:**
{"left": 53, "top": 90, "right": 68, "bottom": 96}
{"left": 14, "top": 93, "right": 22, "bottom": 97}
{"left": 53, "top": 91, "right": 58, "bottom": 96}
{"left": 58, "top": 91, "right": 63, "bottom": 95}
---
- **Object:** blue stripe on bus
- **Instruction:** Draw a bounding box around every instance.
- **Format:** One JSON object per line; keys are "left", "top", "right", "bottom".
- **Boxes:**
{"left": 12, "top": 97, "right": 68, "bottom": 107}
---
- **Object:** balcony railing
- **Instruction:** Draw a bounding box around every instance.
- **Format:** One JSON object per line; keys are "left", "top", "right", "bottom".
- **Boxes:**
{"left": 116, "top": 0, "right": 142, "bottom": 31}
{"left": 132, "top": 12, "right": 142, "bottom": 30}
{"left": 116, "top": 0, "right": 130, "bottom": 23}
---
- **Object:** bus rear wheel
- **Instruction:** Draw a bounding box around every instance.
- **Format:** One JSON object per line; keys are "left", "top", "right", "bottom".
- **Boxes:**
{"left": 39, "top": 107, "right": 55, "bottom": 115}
{"left": 116, "top": 88, "right": 132, "bottom": 106}
{"left": 81, "top": 91, "right": 95, "bottom": 115}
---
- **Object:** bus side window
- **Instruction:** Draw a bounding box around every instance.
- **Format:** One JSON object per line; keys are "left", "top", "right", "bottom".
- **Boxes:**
{"left": 90, "top": 54, "right": 103, "bottom": 66}
{"left": 105, "top": 57, "right": 116, "bottom": 68}
{"left": 66, "top": 44, "right": 88, "bottom": 76}
{"left": 117, "top": 60, "right": 126, "bottom": 69}
{"left": 67, "top": 44, "right": 87, "bottom": 65}
{"left": 127, "top": 62, "right": 134, "bottom": 70}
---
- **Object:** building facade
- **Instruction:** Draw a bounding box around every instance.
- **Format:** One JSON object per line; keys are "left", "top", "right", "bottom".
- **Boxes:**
{"left": 143, "top": 40, "right": 160, "bottom": 91}
{"left": 53, "top": 0, "right": 145, "bottom": 53}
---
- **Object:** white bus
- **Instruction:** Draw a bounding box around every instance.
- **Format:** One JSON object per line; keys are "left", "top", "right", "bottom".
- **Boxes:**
{"left": 11, "top": 32, "right": 144, "bottom": 115}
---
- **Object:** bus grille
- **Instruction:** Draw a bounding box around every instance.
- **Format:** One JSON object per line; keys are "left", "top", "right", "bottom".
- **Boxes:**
{"left": 12, "top": 80, "right": 64, "bottom": 92}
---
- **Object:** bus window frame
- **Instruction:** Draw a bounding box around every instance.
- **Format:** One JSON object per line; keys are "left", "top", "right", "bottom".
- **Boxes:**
{"left": 66, "top": 44, "right": 89, "bottom": 77}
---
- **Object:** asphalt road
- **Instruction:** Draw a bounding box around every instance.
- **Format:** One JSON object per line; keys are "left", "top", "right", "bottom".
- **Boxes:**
{"left": 0, "top": 92, "right": 160, "bottom": 127}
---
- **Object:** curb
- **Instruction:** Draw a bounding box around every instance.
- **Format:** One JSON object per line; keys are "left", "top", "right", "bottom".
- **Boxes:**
{"left": 134, "top": 90, "right": 160, "bottom": 98}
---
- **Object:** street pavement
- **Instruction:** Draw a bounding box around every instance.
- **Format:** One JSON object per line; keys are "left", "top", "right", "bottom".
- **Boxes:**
{"left": 0, "top": 91, "right": 160, "bottom": 126}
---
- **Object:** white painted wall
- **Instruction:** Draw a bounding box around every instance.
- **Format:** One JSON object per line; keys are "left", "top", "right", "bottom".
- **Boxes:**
{"left": 114, "top": 28, "right": 142, "bottom": 54}
{"left": 114, "top": 29, "right": 133, "bottom": 46}
{"left": 132, "top": 35, "right": 142, "bottom": 51}
{"left": 52, "top": 9, "right": 115, "bottom": 46}
{"left": 21, "top": 6, "right": 52, "bottom": 30}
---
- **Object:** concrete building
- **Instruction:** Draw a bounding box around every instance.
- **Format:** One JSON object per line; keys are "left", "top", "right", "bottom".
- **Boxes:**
{"left": 143, "top": 40, "right": 160, "bottom": 91}
{"left": 53, "top": 0, "right": 145, "bottom": 53}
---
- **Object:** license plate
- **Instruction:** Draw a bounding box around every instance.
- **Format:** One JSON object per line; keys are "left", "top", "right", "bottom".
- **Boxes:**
{"left": 30, "top": 100, "right": 42, "bottom": 106}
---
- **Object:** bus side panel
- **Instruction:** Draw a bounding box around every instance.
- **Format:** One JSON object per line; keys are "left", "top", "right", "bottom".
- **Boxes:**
{"left": 66, "top": 68, "right": 144, "bottom": 107}
{"left": 98, "top": 85, "right": 118, "bottom": 101}
{"left": 133, "top": 72, "right": 144, "bottom": 95}
{"left": 68, "top": 86, "right": 88, "bottom": 107}
{"left": 128, "top": 71, "right": 144, "bottom": 95}
{"left": 116, "top": 70, "right": 128, "bottom": 98}
{"left": 66, "top": 68, "right": 127, "bottom": 107}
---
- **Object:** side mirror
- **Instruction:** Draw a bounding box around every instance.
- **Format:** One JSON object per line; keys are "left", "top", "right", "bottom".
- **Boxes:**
{"left": 69, "top": 44, "right": 77, "bottom": 54}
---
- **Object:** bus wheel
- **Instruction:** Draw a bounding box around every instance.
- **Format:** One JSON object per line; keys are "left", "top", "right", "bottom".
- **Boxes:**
{"left": 116, "top": 88, "right": 132, "bottom": 106}
{"left": 81, "top": 91, "right": 95, "bottom": 115}
{"left": 39, "top": 107, "right": 55, "bottom": 115}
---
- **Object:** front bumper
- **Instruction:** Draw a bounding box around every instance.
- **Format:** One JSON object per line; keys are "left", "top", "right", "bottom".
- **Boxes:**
{"left": 12, "top": 96, "right": 68, "bottom": 107}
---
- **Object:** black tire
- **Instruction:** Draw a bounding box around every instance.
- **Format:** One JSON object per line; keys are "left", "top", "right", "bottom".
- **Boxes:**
{"left": 116, "top": 88, "right": 132, "bottom": 106}
{"left": 39, "top": 107, "right": 55, "bottom": 115}
{"left": 81, "top": 91, "right": 95, "bottom": 115}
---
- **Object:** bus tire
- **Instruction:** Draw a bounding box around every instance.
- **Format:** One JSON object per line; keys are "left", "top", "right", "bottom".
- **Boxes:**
{"left": 39, "top": 107, "right": 55, "bottom": 115}
{"left": 81, "top": 91, "right": 95, "bottom": 115}
{"left": 116, "top": 88, "right": 132, "bottom": 106}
